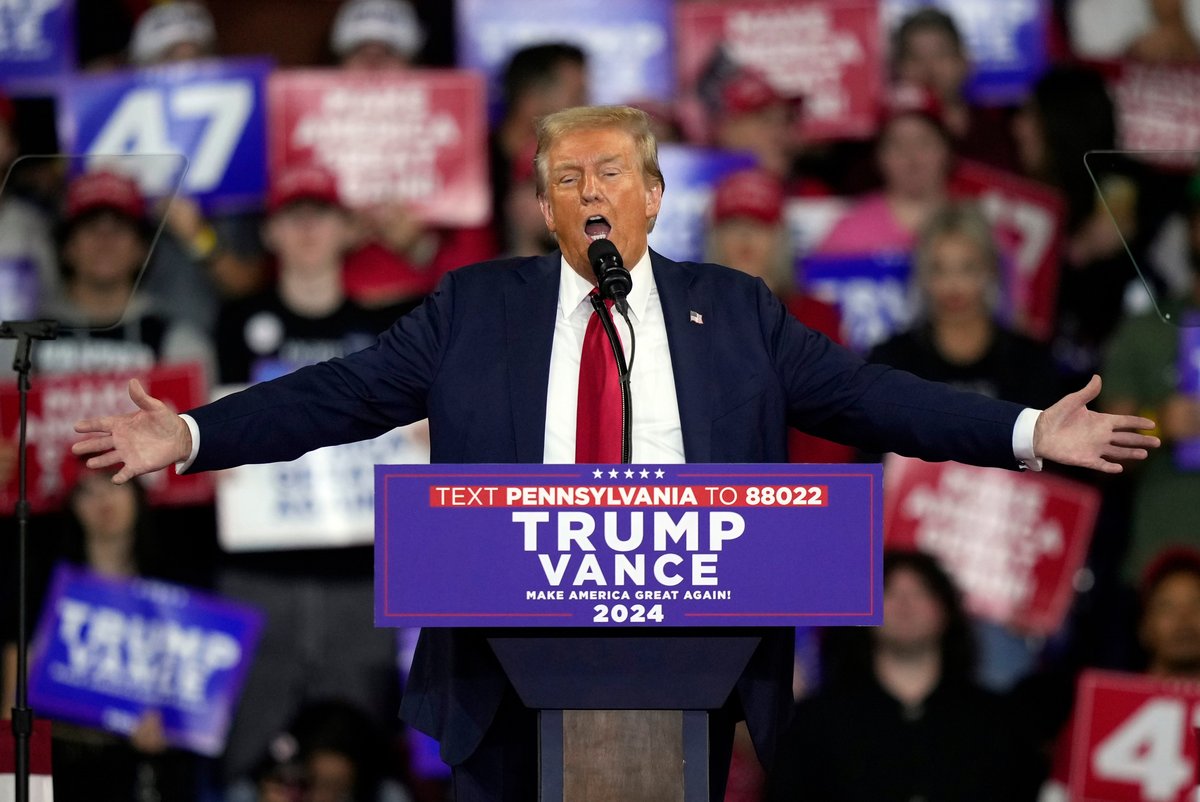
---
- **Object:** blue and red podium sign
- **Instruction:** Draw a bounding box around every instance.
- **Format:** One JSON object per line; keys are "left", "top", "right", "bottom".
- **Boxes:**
{"left": 375, "top": 463, "right": 882, "bottom": 627}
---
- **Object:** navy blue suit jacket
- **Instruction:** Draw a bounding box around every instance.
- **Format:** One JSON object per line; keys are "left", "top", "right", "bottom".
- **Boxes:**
{"left": 188, "top": 250, "right": 1024, "bottom": 764}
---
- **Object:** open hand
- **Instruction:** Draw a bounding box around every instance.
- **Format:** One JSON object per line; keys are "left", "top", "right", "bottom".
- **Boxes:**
{"left": 1034, "top": 375, "right": 1159, "bottom": 473}
{"left": 72, "top": 379, "right": 192, "bottom": 484}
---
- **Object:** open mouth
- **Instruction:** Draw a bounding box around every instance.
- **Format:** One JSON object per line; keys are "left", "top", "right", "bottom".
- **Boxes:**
{"left": 584, "top": 215, "right": 611, "bottom": 241}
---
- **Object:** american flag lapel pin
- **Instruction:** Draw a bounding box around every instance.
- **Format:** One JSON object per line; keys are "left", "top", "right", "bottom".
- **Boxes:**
{"left": 689, "top": 310, "right": 704, "bottom": 325}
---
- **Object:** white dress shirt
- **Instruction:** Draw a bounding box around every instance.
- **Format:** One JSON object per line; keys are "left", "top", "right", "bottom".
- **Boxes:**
{"left": 542, "top": 249, "right": 685, "bottom": 464}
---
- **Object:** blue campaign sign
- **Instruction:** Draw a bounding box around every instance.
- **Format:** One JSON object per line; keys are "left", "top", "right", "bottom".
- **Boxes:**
{"left": 375, "top": 463, "right": 883, "bottom": 628}
{"left": 648, "top": 145, "right": 757, "bottom": 264}
{"left": 455, "top": 0, "right": 674, "bottom": 114}
{"left": 0, "top": 0, "right": 75, "bottom": 87}
{"left": 881, "top": 0, "right": 1049, "bottom": 105}
{"left": 28, "top": 565, "right": 263, "bottom": 756}
{"left": 1176, "top": 316, "right": 1200, "bottom": 470}
{"left": 58, "top": 58, "right": 272, "bottom": 213}
{"left": 803, "top": 251, "right": 913, "bottom": 354}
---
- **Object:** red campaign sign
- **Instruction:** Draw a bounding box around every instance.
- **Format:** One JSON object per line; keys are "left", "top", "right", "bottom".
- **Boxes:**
{"left": 267, "top": 69, "right": 490, "bottom": 226}
{"left": 1109, "top": 62, "right": 1200, "bottom": 171}
{"left": 0, "top": 364, "right": 212, "bottom": 514}
{"left": 675, "top": 0, "right": 883, "bottom": 143}
{"left": 1070, "top": 670, "right": 1200, "bottom": 802}
{"left": 883, "top": 455, "right": 1098, "bottom": 634}
{"left": 951, "top": 159, "right": 1066, "bottom": 341}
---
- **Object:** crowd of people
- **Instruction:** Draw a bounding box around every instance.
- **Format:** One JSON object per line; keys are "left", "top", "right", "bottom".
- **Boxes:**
{"left": 2, "top": 0, "right": 1200, "bottom": 800}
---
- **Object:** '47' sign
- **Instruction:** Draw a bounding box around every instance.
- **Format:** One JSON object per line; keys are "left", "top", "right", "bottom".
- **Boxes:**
{"left": 58, "top": 58, "right": 271, "bottom": 213}
{"left": 1071, "top": 671, "right": 1200, "bottom": 802}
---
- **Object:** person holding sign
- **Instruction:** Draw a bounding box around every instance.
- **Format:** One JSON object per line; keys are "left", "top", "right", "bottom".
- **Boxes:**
{"left": 72, "top": 105, "right": 1159, "bottom": 801}
{"left": 2, "top": 469, "right": 201, "bottom": 802}
{"left": 1039, "top": 546, "right": 1200, "bottom": 799}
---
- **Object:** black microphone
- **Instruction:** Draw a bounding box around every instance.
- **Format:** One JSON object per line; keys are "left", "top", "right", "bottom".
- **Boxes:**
{"left": 588, "top": 238, "right": 631, "bottom": 315}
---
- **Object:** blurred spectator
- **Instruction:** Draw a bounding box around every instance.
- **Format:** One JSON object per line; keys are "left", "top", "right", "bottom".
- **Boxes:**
{"left": 1, "top": 470, "right": 204, "bottom": 802}
{"left": 214, "top": 164, "right": 384, "bottom": 384}
{"left": 1012, "top": 65, "right": 1156, "bottom": 381}
{"left": 1040, "top": 546, "right": 1200, "bottom": 798}
{"left": 127, "top": 1, "right": 269, "bottom": 334}
{"left": 501, "top": 140, "right": 556, "bottom": 257}
{"left": 0, "top": 92, "right": 58, "bottom": 318}
{"left": 330, "top": 5, "right": 498, "bottom": 313}
{"left": 212, "top": 164, "right": 401, "bottom": 790}
{"left": 490, "top": 43, "right": 589, "bottom": 244}
{"left": 891, "top": 7, "right": 1018, "bottom": 171}
{"left": 331, "top": 0, "right": 424, "bottom": 70}
{"left": 1069, "top": 0, "right": 1200, "bottom": 62}
{"left": 816, "top": 85, "right": 953, "bottom": 255}
{"left": 35, "top": 169, "right": 214, "bottom": 377}
{"left": 869, "top": 203, "right": 1061, "bottom": 410}
{"left": 704, "top": 167, "right": 852, "bottom": 464}
{"left": 868, "top": 203, "right": 1062, "bottom": 690}
{"left": 704, "top": 65, "right": 802, "bottom": 182}
{"left": 627, "top": 99, "right": 683, "bottom": 145}
{"left": 764, "top": 550, "right": 1040, "bottom": 801}
{"left": 233, "top": 700, "right": 412, "bottom": 802}
{"left": 1101, "top": 176, "right": 1200, "bottom": 584}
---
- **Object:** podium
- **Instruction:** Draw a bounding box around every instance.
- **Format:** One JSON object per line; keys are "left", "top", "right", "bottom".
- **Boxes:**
{"left": 375, "top": 464, "right": 882, "bottom": 800}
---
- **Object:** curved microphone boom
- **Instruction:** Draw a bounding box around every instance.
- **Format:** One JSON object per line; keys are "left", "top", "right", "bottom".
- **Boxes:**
{"left": 588, "top": 238, "right": 631, "bottom": 315}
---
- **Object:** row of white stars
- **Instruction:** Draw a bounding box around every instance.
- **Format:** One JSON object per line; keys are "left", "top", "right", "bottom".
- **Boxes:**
{"left": 591, "top": 468, "right": 666, "bottom": 479}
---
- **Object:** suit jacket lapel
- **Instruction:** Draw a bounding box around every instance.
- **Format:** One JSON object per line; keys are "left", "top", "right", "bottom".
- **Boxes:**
{"left": 652, "top": 251, "right": 713, "bottom": 462}
{"left": 506, "top": 252, "right": 561, "bottom": 462}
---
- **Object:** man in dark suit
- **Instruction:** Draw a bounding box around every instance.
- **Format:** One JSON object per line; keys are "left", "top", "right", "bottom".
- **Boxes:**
{"left": 75, "top": 106, "right": 1157, "bottom": 800}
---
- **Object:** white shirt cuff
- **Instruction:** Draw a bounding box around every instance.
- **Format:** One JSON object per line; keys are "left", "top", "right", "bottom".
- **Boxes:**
{"left": 1013, "top": 407, "right": 1043, "bottom": 471}
{"left": 175, "top": 413, "right": 200, "bottom": 474}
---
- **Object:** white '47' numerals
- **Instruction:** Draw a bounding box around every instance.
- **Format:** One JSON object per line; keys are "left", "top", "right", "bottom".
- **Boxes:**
{"left": 1092, "top": 698, "right": 1197, "bottom": 801}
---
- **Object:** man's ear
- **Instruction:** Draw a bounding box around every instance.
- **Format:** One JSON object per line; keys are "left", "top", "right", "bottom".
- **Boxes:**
{"left": 645, "top": 182, "right": 663, "bottom": 220}
{"left": 539, "top": 194, "right": 557, "bottom": 234}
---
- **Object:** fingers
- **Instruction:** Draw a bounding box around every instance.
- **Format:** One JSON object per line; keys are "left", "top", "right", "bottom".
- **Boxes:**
{"left": 1105, "top": 447, "right": 1149, "bottom": 462}
{"left": 1110, "top": 431, "right": 1160, "bottom": 449}
{"left": 1113, "top": 417, "right": 1157, "bottom": 433}
{"left": 84, "top": 451, "right": 125, "bottom": 470}
{"left": 129, "top": 379, "right": 160, "bottom": 412}
{"left": 71, "top": 436, "right": 113, "bottom": 456}
{"left": 74, "top": 417, "right": 115, "bottom": 434}
{"left": 1075, "top": 374, "right": 1103, "bottom": 405}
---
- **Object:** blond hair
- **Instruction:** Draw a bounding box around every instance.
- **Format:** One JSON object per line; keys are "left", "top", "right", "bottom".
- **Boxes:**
{"left": 533, "top": 105, "right": 665, "bottom": 197}
{"left": 914, "top": 202, "right": 1001, "bottom": 312}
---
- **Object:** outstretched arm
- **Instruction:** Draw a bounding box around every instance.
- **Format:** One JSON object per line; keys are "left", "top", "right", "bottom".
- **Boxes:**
{"left": 72, "top": 379, "right": 192, "bottom": 484}
{"left": 1034, "top": 375, "right": 1159, "bottom": 473}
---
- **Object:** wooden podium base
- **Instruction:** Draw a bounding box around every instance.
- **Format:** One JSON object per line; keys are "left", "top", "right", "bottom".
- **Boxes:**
{"left": 538, "top": 709, "right": 709, "bottom": 801}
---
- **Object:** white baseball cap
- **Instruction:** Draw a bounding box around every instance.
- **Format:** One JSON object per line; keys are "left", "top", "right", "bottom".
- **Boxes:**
{"left": 129, "top": 1, "right": 216, "bottom": 64}
{"left": 330, "top": 0, "right": 424, "bottom": 59}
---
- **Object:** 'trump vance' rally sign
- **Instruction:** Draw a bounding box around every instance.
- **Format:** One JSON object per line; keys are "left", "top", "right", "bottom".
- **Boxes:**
{"left": 28, "top": 566, "right": 263, "bottom": 756}
{"left": 375, "top": 463, "right": 882, "bottom": 627}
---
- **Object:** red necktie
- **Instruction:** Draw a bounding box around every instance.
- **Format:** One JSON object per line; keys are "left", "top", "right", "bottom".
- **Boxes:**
{"left": 576, "top": 290, "right": 623, "bottom": 463}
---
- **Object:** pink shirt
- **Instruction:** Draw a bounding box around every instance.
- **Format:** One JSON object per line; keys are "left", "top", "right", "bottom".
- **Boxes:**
{"left": 815, "top": 193, "right": 915, "bottom": 255}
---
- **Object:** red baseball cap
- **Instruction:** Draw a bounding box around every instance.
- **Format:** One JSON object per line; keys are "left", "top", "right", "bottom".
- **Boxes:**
{"left": 879, "top": 83, "right": 946, "bottom": 133}
{"left": 719, "top": 68, "right": 799, "bottom": 117}
{"left": 65, "top": 170, "right": 146, "bottom": 221}
{"left": 1140, "top": 545, "right": 1200, "bottom": 602}
{"left": 712, "top": 168, "right": 785, "bottom": 225}
{"left": 268, "top": 164, "right": 342, "bottom": 213}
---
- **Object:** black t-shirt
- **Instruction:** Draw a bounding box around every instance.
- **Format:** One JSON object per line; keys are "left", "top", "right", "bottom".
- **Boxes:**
{"left": 215, "top": 290, "right": 389, "bottom": 385}
{"left": 765, "top": 677, "right": 1040, "bottom": 802}
{"left": 213, "top": 290, "right": 394, "bottom": 576}
{"left": 868, "top": 323, "right": 1063, "bottom": 410}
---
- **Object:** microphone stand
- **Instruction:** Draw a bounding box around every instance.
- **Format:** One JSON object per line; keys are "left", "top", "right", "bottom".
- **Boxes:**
{"left": 1, "top": 319, "right": 59, "bottom": 802}
{"left": 588, "top": 294, "right": 633, "bottom": 465}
